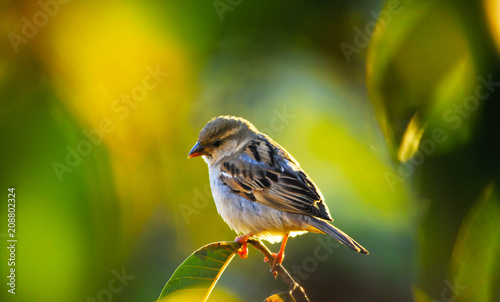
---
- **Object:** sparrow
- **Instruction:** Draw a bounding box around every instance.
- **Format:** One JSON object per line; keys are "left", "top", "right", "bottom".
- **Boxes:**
{"left": 188, "top": 115, "right": 368, "bottom": 276}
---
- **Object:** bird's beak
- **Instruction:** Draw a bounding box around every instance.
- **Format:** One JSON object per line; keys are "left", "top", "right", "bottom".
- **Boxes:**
{"left": 188, "top": 141, "right": 208, "bottom": 158}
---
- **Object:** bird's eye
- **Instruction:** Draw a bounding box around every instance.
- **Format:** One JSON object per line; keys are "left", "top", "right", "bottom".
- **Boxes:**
{"left": 213, "top": 139, "right": 222, "bottom": 147}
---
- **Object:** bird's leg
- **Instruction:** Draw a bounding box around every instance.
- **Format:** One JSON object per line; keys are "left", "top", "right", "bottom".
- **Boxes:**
{"left": 235, "top": 233, "right": 252, "bottom": 259}
{"left": 271, "top": 233, "right": 289, "bottom": 278}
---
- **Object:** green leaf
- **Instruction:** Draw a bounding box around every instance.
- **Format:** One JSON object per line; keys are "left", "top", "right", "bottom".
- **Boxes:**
{"left": 412, "top": 286, "right": 432, "bottom": 302}
{"left": 158, "top": 241, "right": 241, "bottom": 302}
{"left": 450, "top": 184, "right": 500, "bottom": 302}
{"left": 367, "top": 0, "right": 478, "bottom": 156}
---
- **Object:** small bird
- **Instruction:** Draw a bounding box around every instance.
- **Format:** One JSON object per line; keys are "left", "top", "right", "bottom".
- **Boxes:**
{"left": 188, "top": 116, "right": 368, "bottom": 276}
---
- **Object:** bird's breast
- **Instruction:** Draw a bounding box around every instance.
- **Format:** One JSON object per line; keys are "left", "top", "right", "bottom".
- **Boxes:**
{"left": 207, "top": 166, "right": 310, "bottom": 243}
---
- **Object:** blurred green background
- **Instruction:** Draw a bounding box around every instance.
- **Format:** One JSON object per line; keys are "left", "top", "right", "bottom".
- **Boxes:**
{"left": 1, "top": 0, "right": 500, "bottom": 301}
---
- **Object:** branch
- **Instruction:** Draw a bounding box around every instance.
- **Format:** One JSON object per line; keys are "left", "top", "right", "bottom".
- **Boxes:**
{"left": 247, "top": 239, "right": 310, "bottom": 302}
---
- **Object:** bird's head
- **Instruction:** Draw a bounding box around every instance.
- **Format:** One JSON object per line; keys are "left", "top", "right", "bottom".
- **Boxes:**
{"left": 188, "top": 116, "right": 258, "bottom": 164}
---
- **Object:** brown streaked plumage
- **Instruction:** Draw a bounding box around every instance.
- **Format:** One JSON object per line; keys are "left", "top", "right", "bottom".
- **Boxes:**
{"left": 188, "top": 115, "right": 368, "bottom": 276}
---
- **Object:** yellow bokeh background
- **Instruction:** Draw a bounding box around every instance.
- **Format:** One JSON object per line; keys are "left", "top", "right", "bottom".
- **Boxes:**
{"left": 1, "top": 0, "right": 499, "bottom": 301}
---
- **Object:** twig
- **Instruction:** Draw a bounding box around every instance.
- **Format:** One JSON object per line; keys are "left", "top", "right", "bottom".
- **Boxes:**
{"left": 247, "top": 239, "right": 310, "bottom": 302}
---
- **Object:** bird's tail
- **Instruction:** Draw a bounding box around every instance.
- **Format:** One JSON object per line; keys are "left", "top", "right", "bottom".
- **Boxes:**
{"left": 309, "top": 218, "right": 369, "bottom": 255}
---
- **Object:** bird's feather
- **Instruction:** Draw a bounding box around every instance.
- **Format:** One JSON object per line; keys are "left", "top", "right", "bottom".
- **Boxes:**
{"left": 218, "top": 135, "right": 333, "bottom": 221}
{"left": 308, "top": 218, "right": 369, "bottom": 254}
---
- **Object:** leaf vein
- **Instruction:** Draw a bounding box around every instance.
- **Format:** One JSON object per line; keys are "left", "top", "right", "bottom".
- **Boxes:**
{"left": 169, "top": 276, "right": 215, "bottom": 282}
{"left": 194, "top": 255, "right": 226, "bottom": 264}
{"left": 213, "top": 249, "right": 233, "bottom": 257}
{"left": 179, "top": 265, "right": 221, "bottom": 271}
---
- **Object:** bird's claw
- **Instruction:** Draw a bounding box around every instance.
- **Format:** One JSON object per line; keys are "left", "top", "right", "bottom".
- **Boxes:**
{"left": 270, "top": 252, "right": 284, "bottom": 278}
{"left": 235, "top": 234, "right": 250, "bottom": 259}
{"left": 263, "top": 253, "right": 277, "bottom": 263}
{"left": 237, "top": 242, "right": 248, "bottom": 259}
{"left": 272, "top": 269, "right": 279, "bottom": 279}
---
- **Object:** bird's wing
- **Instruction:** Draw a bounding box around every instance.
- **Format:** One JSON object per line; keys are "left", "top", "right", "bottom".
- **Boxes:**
{"left": 218, "top": 136, "right": 333, "bottom": 221}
